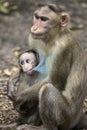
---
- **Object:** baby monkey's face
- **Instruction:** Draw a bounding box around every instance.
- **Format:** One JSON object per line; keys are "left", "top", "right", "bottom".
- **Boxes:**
{"left": 19, "top": 52, "right": 37, "bottom": 74}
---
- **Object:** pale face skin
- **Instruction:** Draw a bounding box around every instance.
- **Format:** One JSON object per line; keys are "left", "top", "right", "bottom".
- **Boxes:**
{"left": 19, "top": 52, "right": 37, "bottom": 75}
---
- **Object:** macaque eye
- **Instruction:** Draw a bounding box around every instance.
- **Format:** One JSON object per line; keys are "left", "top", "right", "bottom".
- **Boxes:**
{"left": 26, "top": 59, "right": 30, "bottom": 63}
{"left": 34, "top": 14, "right": 39, "bottom": 19}
{"left": 20, "top": 60, "right": 24, "bottom": 65}
{"left": 40, "top": 16, "right": 49, "bottom": 21}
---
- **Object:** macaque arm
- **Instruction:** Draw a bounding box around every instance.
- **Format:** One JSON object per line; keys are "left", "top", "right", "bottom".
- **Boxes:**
{"left": 16, "top": 77, "right": 50, "bottom": 102}
{"left": 63, "top": 54, "right": 87, "bottom": 105}
{"left": 7, "top": 70, "right": 20, "bottom": 100}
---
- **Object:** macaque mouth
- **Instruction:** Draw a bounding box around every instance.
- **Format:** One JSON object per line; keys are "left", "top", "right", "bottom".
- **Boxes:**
{"left": 31, "top": 28, "right": 48, "bottom": 37}
{"left": 31, "top": 27, "right": 45, "bottom": 36}
{"left": 25, "top": 69, "right": 33, "bottom": 74}
{"left": 31, "top": 32, "right": 44, "bottom": 37}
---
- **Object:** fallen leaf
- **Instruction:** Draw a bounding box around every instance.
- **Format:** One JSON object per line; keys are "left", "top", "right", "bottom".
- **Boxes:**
{"left": 11, "top": 67, "right": 19, "bottom": 72}
{"left": 14, "top": 51, "right": 19, "bottom": 57}
{"left": 4, "top": 69, "right": 12, "bottom": 76}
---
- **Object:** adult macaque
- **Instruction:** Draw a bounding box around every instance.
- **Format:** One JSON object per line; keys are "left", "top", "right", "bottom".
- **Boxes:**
{"left": 8, "top": 50, "right": 46, "bottom": 125}
{"left": 16, "top": 4, "right": 87, "bottom": 130}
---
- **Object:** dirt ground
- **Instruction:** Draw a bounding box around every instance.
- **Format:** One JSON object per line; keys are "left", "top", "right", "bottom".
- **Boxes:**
{"left": 0, "top": 0, "right": 87, "bottom": 129}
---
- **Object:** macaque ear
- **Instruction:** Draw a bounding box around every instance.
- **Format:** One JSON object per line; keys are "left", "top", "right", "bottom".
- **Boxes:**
{"left": 60, "top": 13, "right": 69, "bottom": 27}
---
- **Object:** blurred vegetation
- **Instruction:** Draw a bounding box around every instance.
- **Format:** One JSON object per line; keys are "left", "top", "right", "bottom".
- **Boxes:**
{"left": 0, "top": 0, "right": 18, "bottom": 14}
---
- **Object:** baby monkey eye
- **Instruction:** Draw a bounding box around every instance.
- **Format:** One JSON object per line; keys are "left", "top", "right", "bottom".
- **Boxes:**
{"left": 26, "top": 59, "right": 30, "bottom": 63}
{"left": 20, "top": 60, "right": 24, "bottom": 65}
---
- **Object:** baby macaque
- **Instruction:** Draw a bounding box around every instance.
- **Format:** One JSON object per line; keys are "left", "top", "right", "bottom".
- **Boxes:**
{"left": 8, "top": 49, "right": 39, "bottom": 101}
{"left": 7, "top": 50, "right": 44, "bottom": 125}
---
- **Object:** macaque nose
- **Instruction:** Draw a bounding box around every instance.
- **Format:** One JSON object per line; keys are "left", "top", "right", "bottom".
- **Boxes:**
{"left": 24, "top": 65, "right": 30, "bottom": 71}
{"left": 31, "top": 25, "right": 41, "bottom": 33}
{"left": 24, "top": 64, "right": 32, "bottom": 72}
{"left": 32, "top": 19, "right": 42, "bottom": 31}
{"left": 33, "top": 26, "right": 38, "bottom": 31}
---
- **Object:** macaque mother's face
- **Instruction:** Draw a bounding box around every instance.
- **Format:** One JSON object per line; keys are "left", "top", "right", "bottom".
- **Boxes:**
{"left": 19, "top": 52, "right": 37, "bottom": 74}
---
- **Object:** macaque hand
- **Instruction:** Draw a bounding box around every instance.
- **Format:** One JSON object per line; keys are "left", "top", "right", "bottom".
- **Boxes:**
{"left": 8, "top": 91, "right": 16, "bottom": 101}
{"left": 15, "top": 90, "right": 31, "bottom": 109}
{"left": 15, "top": 89, "right": 37, "bottom": 113}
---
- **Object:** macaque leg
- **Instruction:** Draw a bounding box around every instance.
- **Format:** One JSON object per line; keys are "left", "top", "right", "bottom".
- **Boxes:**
{"left": 79, "top": 114, "right": 87, "bottom": 129}
{"left": 17, "top": 124, "right": 45, "bottom": 130}
{"left": 39, "top": 83, "right": 72, "bottom": 130}
{"left": 72, "top": 114, "right": 87, "bottom": 130}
